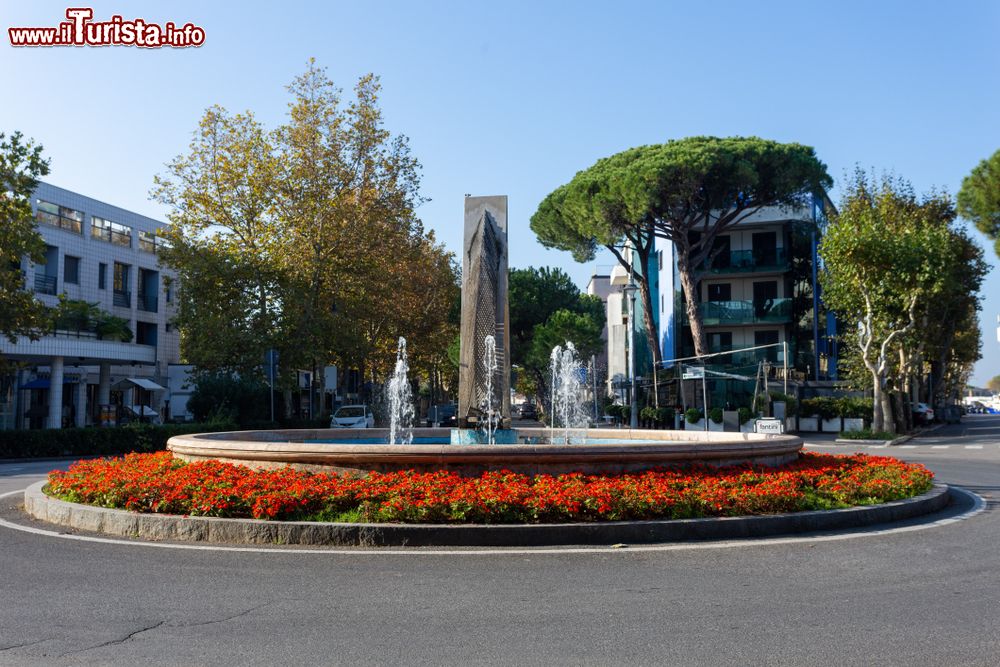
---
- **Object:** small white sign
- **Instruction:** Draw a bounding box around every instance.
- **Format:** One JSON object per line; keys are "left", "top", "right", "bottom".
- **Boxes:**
{"left": 682, "top": 366, "right": 705, "bottom": 380}
{"left": 754, "top": 418, "right": 784, "bottom": 434}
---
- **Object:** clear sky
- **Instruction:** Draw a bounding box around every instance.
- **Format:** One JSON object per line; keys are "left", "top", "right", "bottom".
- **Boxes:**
{"left": 2, "top": 0, "right": 998, "bottom": 384}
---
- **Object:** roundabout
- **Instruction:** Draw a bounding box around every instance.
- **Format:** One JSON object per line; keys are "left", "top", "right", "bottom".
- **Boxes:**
{"left": 1, "top": 419, "right": 999, "bottom": 665}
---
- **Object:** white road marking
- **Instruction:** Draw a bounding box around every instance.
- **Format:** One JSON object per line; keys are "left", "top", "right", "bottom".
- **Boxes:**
{"left": 898, "top": 445, "right": 917, "bottom": 449}
{"left": 931, "top": 445, "right": 949, "bottom": 449}
{"left": 0, "top": 488, "right": 986, "bottom": 556}
{"left": 965, "top": 445, "right": 983, "bottom": 449}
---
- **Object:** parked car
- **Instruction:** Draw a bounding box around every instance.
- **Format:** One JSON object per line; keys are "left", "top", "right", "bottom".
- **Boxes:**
{"left": 331, "top": 405, "right": 374, "bottom": 428}
{"left": 425, "top": 403, "right": 457, "bottom": 427}
{"left": 517, "top": 403, "right": 538, "bottom": 420}
{"left": 912, "top": 402, "right": 935, "bottom": 425}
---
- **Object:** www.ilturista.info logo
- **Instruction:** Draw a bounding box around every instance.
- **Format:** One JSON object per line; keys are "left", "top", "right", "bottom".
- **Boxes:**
{"left": 8, "top": 8, "right": 205, "bottom": 48}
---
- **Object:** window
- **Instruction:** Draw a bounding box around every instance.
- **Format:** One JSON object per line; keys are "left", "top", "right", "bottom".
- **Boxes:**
{"left": 711, "top": 236, "right": 732, "bottom": 269}
{"left": 98, "top": 263, "right": 107, "bottom": 290}
{"left": 138, "top": 230, "right": 158, "bottom": 253}
{"left": 753, "top": 281, "right": 779, "bottom": 318}
{"left": 707, "top": 283, "right": 732, "bottom": 302}
{"left": 752, "top": 231, "right": 778, "bottom": 266}
{"left": 754, "top": 330, "right": 780, "bottom": 362}
{"left": 64, "top": 256, "right": 80, "bottom": 284}
{"left": 113, "top": 262, "right": 131, "bottom": 307}
{"left": 91, "top": 216, "right": 132, "bottom": 247}
{"left": 136, "top": 321, "right": 157, "bottom": 346}
{"left": 36, "top": 200, "right": 83, "bottom": 233}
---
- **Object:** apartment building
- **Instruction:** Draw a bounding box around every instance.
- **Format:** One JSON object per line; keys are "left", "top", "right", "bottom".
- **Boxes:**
{"left": 0, "top": 182, "right": 180, "bottom": 430}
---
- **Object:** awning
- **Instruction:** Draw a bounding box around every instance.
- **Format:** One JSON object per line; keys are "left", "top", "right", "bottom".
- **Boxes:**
{"left": 19, "top": 378, "right": 79, "bottom": 390}
{"left": 111, "top": 378, "right": 167, "bottom": 392}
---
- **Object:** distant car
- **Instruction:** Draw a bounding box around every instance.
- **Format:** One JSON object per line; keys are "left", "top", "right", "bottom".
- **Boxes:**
{"left": 912, "top": 402, "right": 935, "bottom": 425}
{"left": 425, "top": 403, "right": 457, "bottom": 427}
{"left": 331, "top": 405, "right": 374, "bottom": 428}
{"left": 517, "top": 403, "right": 538, "bottom": 420}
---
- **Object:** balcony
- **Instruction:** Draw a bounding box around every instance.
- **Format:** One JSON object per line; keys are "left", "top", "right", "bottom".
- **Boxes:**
{"left": 684, "top": 298, "right": 792, "bottom": 326}
{"left": 113, "top": 290, "right": 131, "bottom": 308}
{"left": 681, "top": 345, "right": 785, "bottom": 366}
{"left": 705, "top": 248, "right": 788, "bottom": 274}
{"left": 138, "top": 292, "right": 158, "bottom": 313}
{"left": 34, "top": 274, "right": 57, "bottom": 295}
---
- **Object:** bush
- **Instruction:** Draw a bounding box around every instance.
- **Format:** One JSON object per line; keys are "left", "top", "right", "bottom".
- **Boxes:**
{"left": 838, "top": 397, "right": 873, "bottom": 420}
{"left": 640, "top": 406, "right": 658, "bottom": 423}
{"left": 708, "top": 407, "right": 724, "bottom": 424}
{"left": 187, "top": 373, "right": 270, "bottom": 426}
{"left": 837, "top": 428, "right": 897, "bottom": 441}
{"left": 801, "top": 396, "right": 839, "bottom": 420}
{"left": 685, "top": 408, "right": 703, "bottom": 424}
{"left": 738, "top": 406, "right": 754, "bottom": 425}
{"left": 655, "top": 407, "right": 675, "bottom": 425}
{"left": 769, "top": 392, "right": 798, "bottom": 416}
{"left": 0, "top": 422, "right": 236, "bottom": 459}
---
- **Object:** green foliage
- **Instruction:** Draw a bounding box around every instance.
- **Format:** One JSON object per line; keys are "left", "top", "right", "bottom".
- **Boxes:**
{"left": 708, "top": 407, "right": 724, "bottom": 424}
{"left": 837, "top": 397, "right": 873, "bottom": 420}
{"left": 738, "top": 406, "right": 754, "bottom": 425}
{"left": 957, "top": 148, "right": 1000, "bottom": 258}
{"left": 0, "top": 131, "right": 50, "bottom": 348}
{"left": 0, "top": 422, "right": 235, "bottom": 459}
{"left": 685, "top": 408, "right": 704, "bottom": 424}
{"left": 186, "top": 373, "right": 270, "bottom": 425}
{"left": 655, "top": 407, "right": 675, "bottom": 424}
{"left": 640, "top": 406, "right": 657, "bottom": 422}
{"left": 768, "top": 392, "right": 798, "bottom": 416}
{"left": 800, "top": 397, "right": 839, "bottom": 420}
{"left": 49, "top": 296, "right": 133, "bottom": 341}
{"left": 152, "top": 62, "right": 458, "bottom": 392}
{"left": 988, "top": 376, "right": 1000, "bottom": 393}
{"left": 837, "top": 429, "right": 897, "bottom": 441}
{"left": 531, "top": 136, "right": 831, "bottom": 358}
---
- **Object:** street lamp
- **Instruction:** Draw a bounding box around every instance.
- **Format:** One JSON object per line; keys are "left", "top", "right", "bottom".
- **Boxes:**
{"left": 622, "top": 279, "right": 639, "bottom": 429}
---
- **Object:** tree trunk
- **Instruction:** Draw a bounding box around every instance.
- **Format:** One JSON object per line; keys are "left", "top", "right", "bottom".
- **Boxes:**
{"left": 880, "top": 386, "right": 896, "bottom": 434}
{"left": 635, "top": 275, "right": 661, "bottom": 366}
{"left": 676, "top": 252, "right": 706, "bottom": 357}
{"left": 871, "top": 371, "right": 884, "bottom": 432}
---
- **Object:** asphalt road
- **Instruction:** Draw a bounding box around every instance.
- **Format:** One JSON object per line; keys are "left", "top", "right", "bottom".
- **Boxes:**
{"left": 1, "top": 416, "right": 999, "bottom": 666}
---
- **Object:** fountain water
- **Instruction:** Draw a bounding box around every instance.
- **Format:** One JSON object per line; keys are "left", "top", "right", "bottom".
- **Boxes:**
{"left": 549, "top": 342, "right": 587, "bottom": 444}
{"left": 479, "top": 335, "right": 499, "bottom": 446}
{"left": 387, "top": 337, "right": 414, "bottom": 445}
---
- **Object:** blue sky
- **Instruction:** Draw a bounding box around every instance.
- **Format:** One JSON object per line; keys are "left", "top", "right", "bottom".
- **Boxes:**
{"left": 2, "top": 0, "right": 998, "bottom": 384}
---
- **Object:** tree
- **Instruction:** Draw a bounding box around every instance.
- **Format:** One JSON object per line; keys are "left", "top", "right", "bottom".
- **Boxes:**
{"left": 987, "top": 375, "right": 1000, "bottom": 393}
{"left": 508, "top": 267, "right": 605, "bottom": 405}
{"left": 531, "top": 137, "right": 831, "bottom": 362}
{"left": 958, "top": 148, "right": 1000, "bottom": 258}
{"left": 0, "top": 131, "right": 50, "bottom": 347}
{"left": 153, "top": 63, "right": 456, "bottom": 411}
{"left": 820, "top": 171, "right": 956, "bottom": 433}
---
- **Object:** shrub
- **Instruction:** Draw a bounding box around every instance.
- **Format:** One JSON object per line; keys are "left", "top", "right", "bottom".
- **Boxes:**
{"left": 640, "top": 406, "right": 658, "bottom": 422}
{"left": 187, "top": 373, "right": 270, "bottom": 426}
{"left": 768, "top": 392, "right": 798, "bottom": 416}
{"left": 838, "top": 397, "right": 873, "bottom": 420}
{"left": 801, "top": 397, "right": 839, "bottom": 420}
{"left": 0, "top": 422, "right": 236, "bottom": 459}
{"left": 708, "top": 407, "right": 724, "bottom": 424}
{"left": 838, "top": 428, "right": 897, "bottom": 441}
{"left": 738, "top": 406, "right": 754, "bottom": 425}
{"left": 685, "top": 408, "right": 704, "bottom": 424}
{"left": 655, "top": 407, "right": 675, "bottom": 424}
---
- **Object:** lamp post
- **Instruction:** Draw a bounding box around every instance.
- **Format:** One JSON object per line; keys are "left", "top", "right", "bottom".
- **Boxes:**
{"left": 623, "top": 279, "right": 639, "bottom": 429}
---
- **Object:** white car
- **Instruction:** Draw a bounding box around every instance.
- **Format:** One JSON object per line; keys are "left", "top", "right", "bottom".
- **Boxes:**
{"left": 912, "top": 402, "right": 935, "bottom": 424}
{"left": 331, "top": 405, "right": 375, "bottom": 428}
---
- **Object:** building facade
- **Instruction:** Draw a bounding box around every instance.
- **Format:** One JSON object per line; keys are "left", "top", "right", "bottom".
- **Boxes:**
{"left": 601, "top": 195, "right": 838, "bottom": 404}
{"left": 0, "top": 182, "right": 180, "bottom": 429}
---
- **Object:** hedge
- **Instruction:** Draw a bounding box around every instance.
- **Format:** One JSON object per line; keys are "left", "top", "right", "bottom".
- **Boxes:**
{"left": 0, "top": 422, "right": 238, "bottom": 460}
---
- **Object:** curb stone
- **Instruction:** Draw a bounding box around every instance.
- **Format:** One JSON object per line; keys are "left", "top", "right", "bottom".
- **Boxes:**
{"left": 22, "top": 481, "right": 951, "bottom": 548}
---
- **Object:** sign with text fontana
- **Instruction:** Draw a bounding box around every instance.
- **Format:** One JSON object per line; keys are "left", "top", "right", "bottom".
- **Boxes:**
{"left": 754, "top": 418, "right": 784, "bottom": 434}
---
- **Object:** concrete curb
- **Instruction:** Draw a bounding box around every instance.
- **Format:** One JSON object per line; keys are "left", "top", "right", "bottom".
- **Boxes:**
{"left": 22, "top": 481, "right": 951, "bottom": 548}
{"left": 835, "top": 435, "right": 912, "bottom": 447}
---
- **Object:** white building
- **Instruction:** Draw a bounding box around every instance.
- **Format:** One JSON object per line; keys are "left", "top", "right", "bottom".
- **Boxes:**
{"left": 0, "top": 182, "right": 180, "bottom": 429}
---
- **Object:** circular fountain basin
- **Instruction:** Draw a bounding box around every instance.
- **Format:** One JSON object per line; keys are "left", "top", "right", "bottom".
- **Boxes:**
{"left": 167, "top": 427, "right": 803, "bottom": 476}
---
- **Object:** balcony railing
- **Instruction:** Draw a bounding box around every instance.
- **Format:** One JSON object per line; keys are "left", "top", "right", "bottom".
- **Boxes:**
{"left": 683, "top": 298, "right": 792, "bottom": 326}
{"left": 113, "top": 290, "right": 131, "bottom": 308}
{"left": 34, "top": 274, "right": 57, "bottom": 295}
{"left": 705, "top": 248, "right": 788, "bottom": 274}
{"left": 680, "top": 345, "right": 785, "bottom": 366}
{"left": 138, "top": 292, "right": 158, "bottom": 313}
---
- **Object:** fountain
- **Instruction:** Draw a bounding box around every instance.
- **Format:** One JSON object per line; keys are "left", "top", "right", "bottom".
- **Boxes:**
{"left": 386, "top": 337, "right": 413, "bottom": 446}
{"left": 549, "top": 342, "right": 587, "bottom": 444}
{"left": 167, "top": 194, "right": 803, "bottom": 475}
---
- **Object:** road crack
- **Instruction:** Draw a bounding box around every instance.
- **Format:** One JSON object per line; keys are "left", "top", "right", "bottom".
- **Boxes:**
{"left": 177, "top": 601, "right": 272, "bottom": 627}
{"left": 59, "top": 620, "right": 166, "bottom": 657}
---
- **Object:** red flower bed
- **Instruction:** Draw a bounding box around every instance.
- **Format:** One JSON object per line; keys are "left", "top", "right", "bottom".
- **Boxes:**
{"left": 46, "top": 452, "right": 934, "bottom": 524}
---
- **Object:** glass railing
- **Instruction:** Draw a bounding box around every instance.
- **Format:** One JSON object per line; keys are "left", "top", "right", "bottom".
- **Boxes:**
{"left": 683, "top": 298, "right": 792, "bottom": 325}
{"left": 705, "top": 247, "right": 788, "bottom": 273}
{"left": 34, "top": 274, "right": 57, "bottom": 295}
{"left": 681, "top": 345, "right": 785, "bottom": 365}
